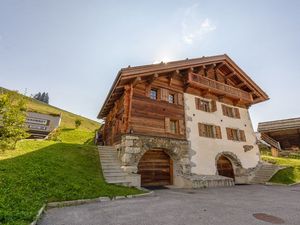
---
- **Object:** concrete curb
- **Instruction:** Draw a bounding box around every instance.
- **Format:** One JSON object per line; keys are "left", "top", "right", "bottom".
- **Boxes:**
{"left": 29, "top": 191, "right": 154, "bottom": 224}
{"left": 29, "top": 204, "right": 46, "bottom": 225}
{"left": 265, "top": 182, "right": 300, "bottom": 186}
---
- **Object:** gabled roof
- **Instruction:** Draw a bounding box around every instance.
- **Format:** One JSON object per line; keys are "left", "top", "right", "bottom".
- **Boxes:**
{"left": 98, "top": 54, "right": 269, "bottom": 119}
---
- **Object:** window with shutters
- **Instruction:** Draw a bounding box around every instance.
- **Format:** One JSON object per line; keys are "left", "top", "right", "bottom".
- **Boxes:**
{"left": 226, "top": 128, "right": 246, "bottom": 142}
{"left": 150, "top": 89, "right": 158, "bottom": 100}
{"left": 165, "top": 117, "right": 182, "bottom": 135}
{"left": 195, "top": 98, "right": 217, "bottom": 113}
{"left": 198, "top": 123, "right": 222, "bottom": 139}
{"left": 222, "top": 104, "right": 241, "bottom": 119}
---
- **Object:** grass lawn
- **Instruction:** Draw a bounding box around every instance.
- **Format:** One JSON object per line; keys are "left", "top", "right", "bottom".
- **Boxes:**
{"left": 262, "top": 155, "right": 300, "bottom": 185}
{"left": 0, "top": 131, "right": 143, "bottom": 225}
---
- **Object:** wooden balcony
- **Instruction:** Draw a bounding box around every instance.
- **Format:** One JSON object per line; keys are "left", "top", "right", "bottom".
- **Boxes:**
{"left": 187, "top": 73, "right": 253, "bottom": 103}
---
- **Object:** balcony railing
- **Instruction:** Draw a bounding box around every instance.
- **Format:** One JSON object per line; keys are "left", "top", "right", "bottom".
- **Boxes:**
{"left": 187, "top": 73, "right": 253, "bottom": 103}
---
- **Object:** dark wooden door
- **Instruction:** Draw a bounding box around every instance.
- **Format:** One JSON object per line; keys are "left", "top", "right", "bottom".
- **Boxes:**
{"left": 217, "top": 155, "right": 235, "bottom": 179}
{"left": 138, "top": 150, "right": 173, "bottom": 186}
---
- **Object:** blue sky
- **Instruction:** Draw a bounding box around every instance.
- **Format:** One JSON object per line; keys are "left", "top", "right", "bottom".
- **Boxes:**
{"left": 0, "top": 0, "right": 299, "bottom": 130}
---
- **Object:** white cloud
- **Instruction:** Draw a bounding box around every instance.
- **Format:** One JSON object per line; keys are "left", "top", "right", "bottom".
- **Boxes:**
{"left": 181, "top": 4, "right": 216, "bottom": 44}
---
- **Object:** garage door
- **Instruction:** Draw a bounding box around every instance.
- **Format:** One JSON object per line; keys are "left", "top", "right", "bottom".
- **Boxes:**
{"left": 138, "top": 149, "right": 173, "bottom": 186}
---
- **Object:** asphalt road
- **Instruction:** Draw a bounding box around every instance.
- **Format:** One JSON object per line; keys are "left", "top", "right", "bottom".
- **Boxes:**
{"left": 39, "top": 184, "right": 300, "bottom": 225}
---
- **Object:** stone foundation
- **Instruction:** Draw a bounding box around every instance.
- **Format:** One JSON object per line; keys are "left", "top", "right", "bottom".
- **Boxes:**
{"left": 115, "top": 134, "right": 191, "bottom": 186}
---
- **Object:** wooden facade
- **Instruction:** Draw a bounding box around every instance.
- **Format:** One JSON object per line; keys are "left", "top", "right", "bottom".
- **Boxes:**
{"left": 99, "top": 54, "right": 269, "bottom": 146}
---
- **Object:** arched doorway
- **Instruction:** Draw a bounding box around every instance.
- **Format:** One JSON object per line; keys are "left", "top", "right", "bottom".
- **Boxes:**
{"left": 217, "top": 155, "right": 235, "bottom": 179}
{"left": 137, "top": 149, "right": 173, "bottom": 186}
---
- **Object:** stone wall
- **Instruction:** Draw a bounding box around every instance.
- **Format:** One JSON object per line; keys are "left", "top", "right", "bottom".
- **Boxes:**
{"left": 115, "top": 134, "right": 191, "bottom": 177}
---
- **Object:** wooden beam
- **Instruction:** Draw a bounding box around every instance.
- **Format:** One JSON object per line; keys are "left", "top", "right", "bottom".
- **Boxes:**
{"left": 146, "top": 73, "right": 159, "bottom": 84}
{"left": 215, "top": 62, "right": 224, "bottom": 70}
{"left": 236, "top": 82, "right": 245, "bottom": 88}
{"left": 132, "top": 77, "right": 141, "bottom": 87}
{"left": 168, "top": 70, "right": 180, "bottom": 86}
{"left": 226, "top": 72, "right": 235, "bottom": 78}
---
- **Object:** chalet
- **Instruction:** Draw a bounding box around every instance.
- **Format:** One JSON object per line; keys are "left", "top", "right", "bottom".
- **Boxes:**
{"left": 97, "top": 54, "right": 270, "bottom": 188}
{"left": 258, "top": 118, "right": 300, "bottom": 151}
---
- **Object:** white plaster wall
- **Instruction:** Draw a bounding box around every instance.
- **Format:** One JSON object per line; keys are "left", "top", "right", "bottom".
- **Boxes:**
{"left": 184, "top": 93, "right": 260, "bottom": 175}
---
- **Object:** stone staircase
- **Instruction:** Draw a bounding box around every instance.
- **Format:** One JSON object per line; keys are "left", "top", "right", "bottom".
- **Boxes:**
{"left": 98, "top": 146, "right": 131, "bottom": 186}
{"left": 185, "top": 174, "right": 235, "bottom": 188}
{"left": 250, "top": 163, "right": 283, "bottom": 184}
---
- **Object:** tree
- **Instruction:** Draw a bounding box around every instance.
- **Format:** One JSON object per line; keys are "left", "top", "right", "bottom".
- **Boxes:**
{"left": 75, "top": 119, "right": 82, "bottom": 129}
{"left": 0, "top": 91, "right": 28, "bottom": 150}
{"left": 44, "top": 93, "right": 49, "bottom": 104}
{"left": 33, "top": 92, "right": 49, "bottom": 104}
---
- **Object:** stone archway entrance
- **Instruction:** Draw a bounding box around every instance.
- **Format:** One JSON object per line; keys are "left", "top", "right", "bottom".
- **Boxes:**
{"left": 137, "top": 149, "right": 173, "bottom": 186}
{"left": 216, "top": 155, "right": 235, "bottom": 179}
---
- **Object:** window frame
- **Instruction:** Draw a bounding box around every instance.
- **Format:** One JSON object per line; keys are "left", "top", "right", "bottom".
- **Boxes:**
{"left": 150, "top": 89, "right": 158, "bottom": 100}
{"left": 168, "top": 93, "right": 175, "bottom": 104}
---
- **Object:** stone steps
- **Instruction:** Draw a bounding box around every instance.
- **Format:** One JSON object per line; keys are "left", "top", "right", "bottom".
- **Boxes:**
{"left": 98, "top": 146, "right": 131, "bottom": 187}
{"left": 250, "top": 164, "right": 283, "bottom": 184}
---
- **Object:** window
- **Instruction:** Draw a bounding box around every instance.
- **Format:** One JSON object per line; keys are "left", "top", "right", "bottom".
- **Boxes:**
{"left": 198, "top": 123, "right": 222, "bottom": 139}
{"left": 205, "top": 124, "right": 214, "bottom": 138}
{"left": 165, "top": 118, "right": 184, "bottom": 135}
{"left": 195, "top": 98, "right": 217, "bottom": 112}
{"left": 200, "top": 100, "right": 210, "bottom": 112}
{"left": 168, "top": 94, "right": 175, "bottom": 104}
{"left": 222, "top": 104, "right": 240, "bottom": 118}
{"left": 150, "top": 89, "right": 157, "bottom": 100}
{"left": 170, "top": 120, "right": 177, "bottom": 134}
{"left": 226, "top": 128, "right": 246, "bottom": 142}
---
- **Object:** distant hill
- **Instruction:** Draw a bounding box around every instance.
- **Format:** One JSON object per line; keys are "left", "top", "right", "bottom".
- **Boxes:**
{"left": 0, "top": 87, "right": 100, "bottom": 131}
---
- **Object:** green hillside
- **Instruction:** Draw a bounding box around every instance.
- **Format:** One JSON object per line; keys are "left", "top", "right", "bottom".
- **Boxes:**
{"left": 0, "top": 87, "right": 142, "bottom": 225}
{"left": 0, "top": 87, "right": 100, "bottom": 131}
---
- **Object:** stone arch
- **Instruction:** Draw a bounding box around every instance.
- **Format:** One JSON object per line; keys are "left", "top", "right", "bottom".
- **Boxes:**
{"left": 215, "top": 151, "right": 242, "bottom": 168}
{"left": 120, "top": 135, "right": 191, "bottom": 175}
{"left": 215, "top": 151, "right": 244, "bottom": 178}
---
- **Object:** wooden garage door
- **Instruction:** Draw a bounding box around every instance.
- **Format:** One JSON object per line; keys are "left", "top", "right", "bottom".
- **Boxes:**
{"left": 217, "top": 155, "right": 235, "bottom": 179}
{"left": 138, "top": 150, "right": 173, "bottom": 186}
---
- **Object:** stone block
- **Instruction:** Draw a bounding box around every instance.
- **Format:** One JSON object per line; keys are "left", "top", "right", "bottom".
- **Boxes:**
{"left": 124, "top": 139, "right": 133, "bottom": 146}
{"left": 121, "top": 165, "right": 138, "bottom": 173}
{"left": 125, "top": 147, "right": 141, "bottom": 154}
{"left": 126, "top": 136, "right": 139, "bottom": 140}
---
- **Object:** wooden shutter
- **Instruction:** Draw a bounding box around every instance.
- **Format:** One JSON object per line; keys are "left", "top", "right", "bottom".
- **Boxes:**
{"left": 210, "top": 100, "right": 217, "bottom": 112}
{"left": 160, "top": 88, "right": 168, "bottom": 101}
{"left": 195, "top": 98, "right": 200, "bottom": 110}
{"left": 177, "top": 93, "right": 183, "bottom": 106}
{"left": 178, "top": 119, "right": 185, "bottom": 135}
{"left": 215, "top": 126, "right": 222, "bottom": 139}
{"left": 165, "top": 117, "right": 170, "bottom": 133}
{"left": 145, "top": 85, "right": 151, "bottom": 97}
{"left": 234, "top": 108, "right": 240, "bottom": 118}
{"left": 239, "top": 130, "right": 246, "bottom": 142}
{"left": 198, "top": 123, "right": 206, "bottom": 137}
{"left": 222, "top": 104, "right": 227, "bottom": 116}
{"left": 226, "top": 128, "right": 233, "bottom": 140}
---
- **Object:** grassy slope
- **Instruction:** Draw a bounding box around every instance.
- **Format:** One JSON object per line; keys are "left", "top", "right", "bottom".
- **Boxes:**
{"left": 0, "top": 140, "right": 142, "bottom": 225}
{"left": 0, "top": 87, "right": 100, "bottom": 131}
{"left": 262, "top": 155, "right": 300, "bottom": 184}
{"left": 0, "top": 87, "right": 143, "bottom": 225}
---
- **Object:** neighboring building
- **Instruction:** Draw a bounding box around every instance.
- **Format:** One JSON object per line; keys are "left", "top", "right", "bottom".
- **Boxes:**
{"left": 97, "top": 54, "right": 269, "bottom": 187}
{"left": 25, "top": 112, "right": 61, "bottom": 139}
{"left": 258, "top": 118, "right": 300, "bottom": 151}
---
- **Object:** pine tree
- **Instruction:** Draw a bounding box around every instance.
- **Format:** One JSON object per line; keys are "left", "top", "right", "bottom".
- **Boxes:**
{"left": 41, "top": 92, "right": 46, "bottom": 103}
{"left": 44, "top": 93, "right": 49, "bottom": 104}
